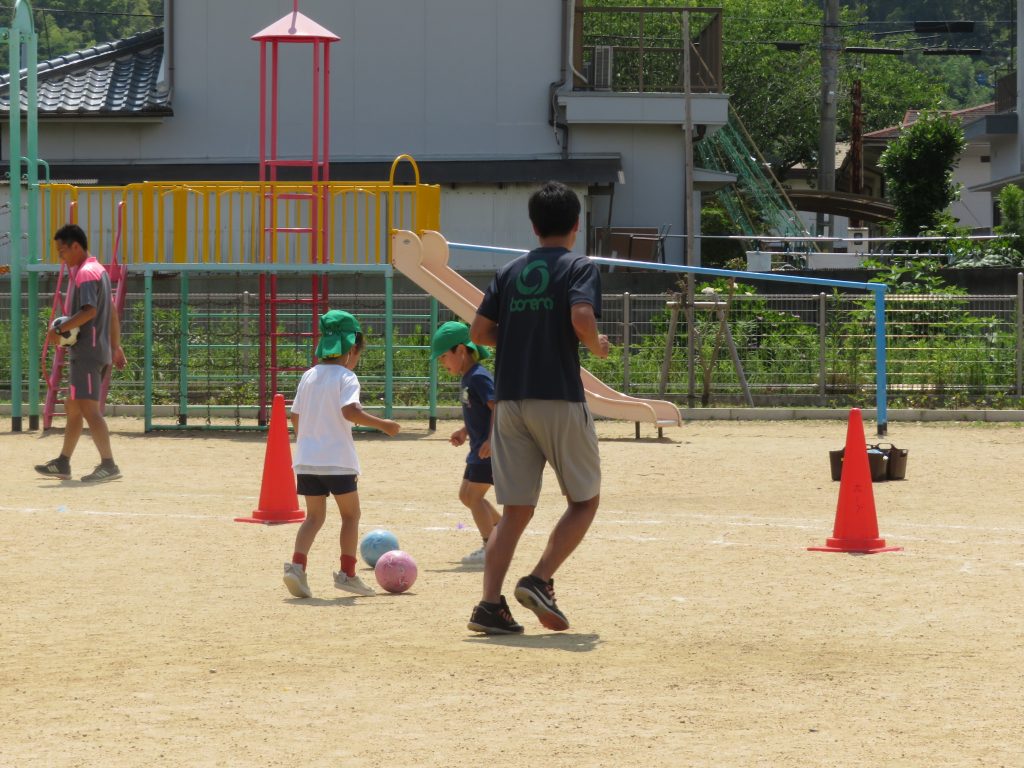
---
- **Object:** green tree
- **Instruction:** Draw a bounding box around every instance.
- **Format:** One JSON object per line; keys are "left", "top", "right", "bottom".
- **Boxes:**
{"left": 879, "top": 110, "right": 966, "bottom": 237}
{"left": 995, "top": 184, "right": 1024, "bottom": 250}
{"left": 698, "top": 201, "right": 746, "bottom": 268}
{"left": 1, "top": 1, "right": 162, "bottom": 71}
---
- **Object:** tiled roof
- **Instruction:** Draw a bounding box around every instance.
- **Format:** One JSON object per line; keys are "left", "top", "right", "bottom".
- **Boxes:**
{"left": 863, "top": 102, "right": 996, "bottom": 141}
{"left": 0, "top": 27, "right": 171, "bottom": 116}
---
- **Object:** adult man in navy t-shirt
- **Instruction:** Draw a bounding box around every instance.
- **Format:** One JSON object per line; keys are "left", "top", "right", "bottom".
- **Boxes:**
{"left": 467, "top": 181, "right": 609, "bottom": 635}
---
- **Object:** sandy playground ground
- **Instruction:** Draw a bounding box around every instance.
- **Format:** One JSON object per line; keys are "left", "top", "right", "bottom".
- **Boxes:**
{"left": 1, "top": 415, "right": 1023, "bottom": 768}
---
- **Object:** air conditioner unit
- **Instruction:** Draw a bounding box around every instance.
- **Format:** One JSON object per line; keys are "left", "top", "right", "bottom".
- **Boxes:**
{"left": 847, "top": 227, "right": 869, "bottom": 254}
{"left": 593, "top": 45, "right": 614, "bottom": 91}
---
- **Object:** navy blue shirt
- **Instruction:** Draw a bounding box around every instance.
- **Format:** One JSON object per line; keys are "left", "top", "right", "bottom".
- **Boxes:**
{"left": 477, "top": 247, "right": 601, "bottom": 402}
{"left": 461, "top": 363, "right": 495, "bottom": 465}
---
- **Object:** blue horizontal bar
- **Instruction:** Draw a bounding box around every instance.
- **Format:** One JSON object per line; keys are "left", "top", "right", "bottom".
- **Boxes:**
{"left": 448, "top": 241, "right": 885, "bottom": 293}
{"left": 589, "top": 256, "right": 887, "bottom": 293}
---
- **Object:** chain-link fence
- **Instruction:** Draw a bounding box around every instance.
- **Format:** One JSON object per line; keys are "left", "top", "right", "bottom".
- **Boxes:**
{"left": 3, "top": 282, "right": 1023, "bottom": 416}
{"left": 586, "top": 291, "right": 1022, "bottom": 407}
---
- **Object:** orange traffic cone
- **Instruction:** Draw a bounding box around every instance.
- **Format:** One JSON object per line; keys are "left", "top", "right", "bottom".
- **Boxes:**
{"left": 235, "top": 393, "right": 305, "bottom": 525}
{"left": 808, "top": 408, "right": 901, "bottom": 554}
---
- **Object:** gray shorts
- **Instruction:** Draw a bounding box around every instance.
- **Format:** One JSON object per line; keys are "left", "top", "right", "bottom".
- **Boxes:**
{"left": 491, "top": 399, "right": 601, "bottom": 506}
{"left": 69, "top": 359, "right": 110, "bottom": 402}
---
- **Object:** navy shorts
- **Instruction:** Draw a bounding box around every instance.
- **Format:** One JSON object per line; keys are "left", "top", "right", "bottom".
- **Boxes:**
{"left": 296, "top": 473, "right": 358, "bottom": 497}
{"left": 463, "top": 461, "right": 493, "bottom": 485}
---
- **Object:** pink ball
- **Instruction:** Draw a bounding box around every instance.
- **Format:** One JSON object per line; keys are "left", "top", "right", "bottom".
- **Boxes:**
{"left": 374, "top": 550, "right": 418, "bottom": 594}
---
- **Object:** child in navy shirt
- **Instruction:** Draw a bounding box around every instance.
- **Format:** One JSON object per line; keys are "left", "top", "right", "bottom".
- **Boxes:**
{"left": 431, "top": 321, "right": 500, "bottom": 566}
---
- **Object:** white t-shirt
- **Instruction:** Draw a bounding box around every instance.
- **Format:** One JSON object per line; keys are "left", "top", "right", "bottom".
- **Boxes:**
{"left": 290, "top": 363, "right": 362, "bottom": 475}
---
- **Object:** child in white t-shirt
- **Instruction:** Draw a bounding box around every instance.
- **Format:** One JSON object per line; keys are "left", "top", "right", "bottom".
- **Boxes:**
{"left": 283, "top": 309, "right": 401, "bottom": 599}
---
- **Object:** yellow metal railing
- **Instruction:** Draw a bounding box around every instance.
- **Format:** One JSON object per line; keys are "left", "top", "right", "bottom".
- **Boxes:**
{"left": 36, "top": 157, "right": 441, "bottom": 266}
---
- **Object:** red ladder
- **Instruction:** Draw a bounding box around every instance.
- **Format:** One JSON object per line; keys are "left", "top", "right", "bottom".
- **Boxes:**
{"left": 253, "top": 7, "right": 339, "bottom": 424}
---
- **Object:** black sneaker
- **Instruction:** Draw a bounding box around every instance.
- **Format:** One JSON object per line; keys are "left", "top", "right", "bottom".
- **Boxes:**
{"left": 467, "top": 596, "right": 524, "bottom": 635}
{"left": 514, "top": 575, "right": 570, "bottom": 631}
{"left": 81, "top": 464, "right": 122, "bottom": 483}
{"left": 34, "top": 457, "right": 71, "bottom": 480}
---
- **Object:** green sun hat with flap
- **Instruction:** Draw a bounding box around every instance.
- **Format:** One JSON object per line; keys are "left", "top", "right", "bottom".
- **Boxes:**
{"left": 430, "top": 321, "right": 490, "bottom": 360}
{"left": 316, "top": 309, "right": 361, "bottom": 359}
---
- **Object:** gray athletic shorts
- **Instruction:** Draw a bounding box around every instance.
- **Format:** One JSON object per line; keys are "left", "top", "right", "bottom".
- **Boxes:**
{"left": 491, "top": 399, "right": 601, "bottom": 506}
{"left": 69, "top": 359, "right": 110, "bottom": 402}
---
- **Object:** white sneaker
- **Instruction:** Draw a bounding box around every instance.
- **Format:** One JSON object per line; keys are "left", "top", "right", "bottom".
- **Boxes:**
{"left": 461, "top": 546, "right": 486, "bottom": 566}
{"left": 283, "top": 562, "right": 312, "bottom": 598}
{"left": 333, "top": 571, "right": 376, "bottom": 596}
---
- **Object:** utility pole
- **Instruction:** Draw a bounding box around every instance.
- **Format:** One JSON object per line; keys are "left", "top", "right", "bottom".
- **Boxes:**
{"left": 683, "top": 11, "right": 697, "bottom": 407}
{"left": 817, "top": 0, "right": 840, "bottom": 237}
{"left": 1018, "top": 0, "right": 1024, "bottom": 174}
{"left": 850, "top": 78, "right": 863, "bottom": 227}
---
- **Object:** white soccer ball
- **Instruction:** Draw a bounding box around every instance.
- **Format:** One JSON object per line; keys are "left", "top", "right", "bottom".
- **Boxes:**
{"left": 51, "top": 316, "right": 79, "bottom": 347}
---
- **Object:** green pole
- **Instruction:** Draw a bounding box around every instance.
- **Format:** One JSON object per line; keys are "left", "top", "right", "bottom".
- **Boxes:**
{"left": 384, "top": 270, "right": 393, "bottom": 418}
{"left": 9, "top": 11, "right": 23, "bottom": 431}
{"left": 25, "top": 19, "right": 39, "bottom": 429}
{"left": 144, "top": 271, "right": 153, "bottom": 431}
{"left": 179, "top": 272, "right": 189, "bottom": 425}
{"left": 7, "top": 0, "right": 38, "bottom": 432}
{"left": 428, "top": 297, "right": 438, "bottom": 430}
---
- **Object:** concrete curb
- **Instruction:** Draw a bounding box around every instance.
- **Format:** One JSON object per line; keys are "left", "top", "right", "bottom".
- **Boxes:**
{"left": 5, "top": 404, "right": 1023, "bottom": 424}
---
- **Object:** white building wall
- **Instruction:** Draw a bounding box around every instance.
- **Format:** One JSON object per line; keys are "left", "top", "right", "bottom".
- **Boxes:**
{"left": 952, "top": 144, "right": 994, "bottom": 231}
{"left": 440, "top": 185, "right": 591, "bottom": 271}
{"left": 985, "top": 135, "right": 1019, "bottom": 185}
{"left": 569, "top": 124, "right": 687, "bottom": 263}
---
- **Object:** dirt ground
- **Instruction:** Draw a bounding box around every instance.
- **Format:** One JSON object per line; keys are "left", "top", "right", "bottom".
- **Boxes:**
{"left": 1, "top": 415, "right": 1022, "bottom": 768}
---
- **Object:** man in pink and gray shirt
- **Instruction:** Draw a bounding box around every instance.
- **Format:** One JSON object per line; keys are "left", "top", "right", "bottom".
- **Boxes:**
{"left": 35, "top": 224, "right": 127, "bottom": 482}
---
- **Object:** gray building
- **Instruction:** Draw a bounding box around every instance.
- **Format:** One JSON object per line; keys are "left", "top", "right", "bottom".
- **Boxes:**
{"left": 3, "top": 0, "right": 731, "bottom": 268}
{"left": 962, "top": 0, "right": 1024, "bottom": 221}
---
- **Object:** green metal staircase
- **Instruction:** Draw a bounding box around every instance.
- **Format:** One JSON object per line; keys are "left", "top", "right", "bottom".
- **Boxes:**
{"left": 696, "top": 116, "right": 810, "bottom": 240}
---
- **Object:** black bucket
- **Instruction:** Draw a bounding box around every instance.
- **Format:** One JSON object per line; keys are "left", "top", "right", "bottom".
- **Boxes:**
{"left": 867, "top": 447, "right": 889, "bottom": 482}
{"left": 829, "top": 448, "right": 845, "bottom": 481}
{"left": 877, "top": 443, "right": 909, "bottom": 480}
{"left": 831, "top": 446, "right": 899, "bottom": 482}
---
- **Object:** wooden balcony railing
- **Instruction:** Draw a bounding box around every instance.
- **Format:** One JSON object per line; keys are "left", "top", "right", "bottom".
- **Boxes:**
{"left": 995, "top": 71, "right": 1016, "bottom": 113}
{"left": 573, "top": 4, "right": 723, "bottom": 94}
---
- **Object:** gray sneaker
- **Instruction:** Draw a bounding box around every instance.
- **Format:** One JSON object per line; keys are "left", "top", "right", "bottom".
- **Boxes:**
{"left": 461, "top": 546, "right": 486, "bottom": 566}
{"left": 283, "top": 562, "right": 312, "bottom": 598}
{"left": 35, "top": 457, "right": 71, "bottom": 480}
{"left": 81, "top": 463, "right": 121, "bottom": 483}
{"left": 334, "top": 571, "right": 376, "bottom": 596}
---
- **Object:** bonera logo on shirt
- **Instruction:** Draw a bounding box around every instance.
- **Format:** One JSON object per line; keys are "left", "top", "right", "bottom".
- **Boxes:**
{"left": 510, "top": 260, "right": 554, "bottom": 312}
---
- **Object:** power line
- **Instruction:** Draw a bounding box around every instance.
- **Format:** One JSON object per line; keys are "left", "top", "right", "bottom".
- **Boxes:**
{"left": 34, "top": 7, "right": 163, "bottom": 19}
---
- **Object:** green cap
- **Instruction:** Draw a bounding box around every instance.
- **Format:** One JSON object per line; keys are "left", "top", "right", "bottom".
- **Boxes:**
{"left": 315, "top": 310, "right": 361, "bottom": 359}
{"left": 430, "top": 321, "right": 490, "bottom": 361}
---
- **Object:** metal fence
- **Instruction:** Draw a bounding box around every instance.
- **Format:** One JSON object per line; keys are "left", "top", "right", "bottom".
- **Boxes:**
{"left": 3, "top": 283, "right": 1023, "bottom": 416}
{"left": 591, "top": 292, "right": 1023, "bottom": 406}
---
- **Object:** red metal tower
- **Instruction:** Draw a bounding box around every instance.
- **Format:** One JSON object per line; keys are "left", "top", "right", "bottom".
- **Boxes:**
{"left": 252, "top": 2, "right": 339, "bottom": 423}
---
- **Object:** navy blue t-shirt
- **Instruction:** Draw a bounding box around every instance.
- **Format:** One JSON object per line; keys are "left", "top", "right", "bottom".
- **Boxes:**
{"left": 477, "top": 246, "right": 601, "bottom": 402}
{"left": 461, "top": 363, "right": 495, "bottom": 465}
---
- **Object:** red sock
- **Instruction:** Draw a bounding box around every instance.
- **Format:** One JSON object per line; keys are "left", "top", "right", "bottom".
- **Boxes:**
{"left": 292, "top": 552, "right": 308, "bottom": 570}
{"left": 341, "top": 554, "right": 357, "bottom": 577}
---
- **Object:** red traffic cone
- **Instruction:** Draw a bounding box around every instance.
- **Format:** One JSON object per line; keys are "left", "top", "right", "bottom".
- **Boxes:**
{"left": 808, "top": 408, "right": 901, "bottom": 554}
{"left": 235, "top": 393, "right": 305, "bottom": 525}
